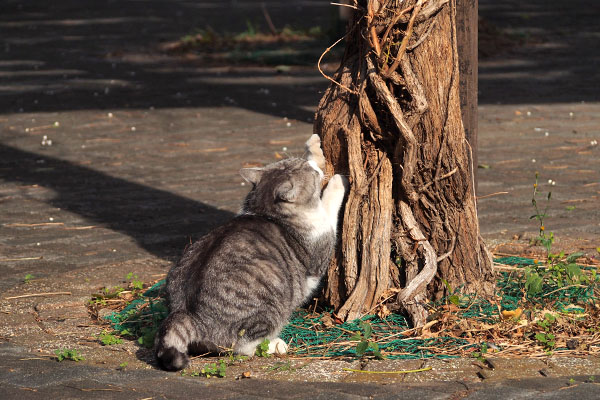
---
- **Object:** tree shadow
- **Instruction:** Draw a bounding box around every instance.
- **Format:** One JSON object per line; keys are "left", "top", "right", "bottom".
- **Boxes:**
{"left": 479, "top": 0, "right": 600, "bottom": 104}
{"left": 0, "top": 144, "right": 232, "bottom": 259}
{"left": 0, "top": 0, "right": 333, "bottom": 120}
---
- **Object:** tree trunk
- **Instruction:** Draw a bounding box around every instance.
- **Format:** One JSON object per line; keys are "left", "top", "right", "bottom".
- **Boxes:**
{"left": 315, "top": 0, "right": 494, "bottom": 326}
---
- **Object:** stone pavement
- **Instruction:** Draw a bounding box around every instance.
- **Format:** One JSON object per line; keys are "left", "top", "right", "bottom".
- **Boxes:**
{"left": 1, "top": 0, "right": 599, "bottom": 398}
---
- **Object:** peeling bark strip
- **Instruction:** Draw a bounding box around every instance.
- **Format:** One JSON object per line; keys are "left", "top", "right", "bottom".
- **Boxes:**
{"left": 315, "top": 0, "right": 494, "bottom": 326}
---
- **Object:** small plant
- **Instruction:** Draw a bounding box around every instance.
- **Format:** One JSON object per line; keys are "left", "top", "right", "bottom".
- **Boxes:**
{"left": 23, "top": 274, "right": 34, "bottom": 284}
{"left": 472, "top": 342, "right": 488, "bottom": 363}
{"left": 255, "top": 339, "right": 271, "bottom": 357}
{"left": 118, "top": 362, "right": 128, "bottom": 370}
{"left": 55, "top": 348, "right": 84, "bottom": 362}
{"left": 351, "top": 321, "right": 384, "bottom": 359}
{"left": 99, "top": 330, "right": 123, "bottom": 346}
{"left": 137, "top": 326, "right": 157, "bottom": 348}
{"left": 200, "top": 360, "right": 227, "bottom": 378}
{"left": 226, "top": 351, "right": 248, "bottom": 364}
{"left": 535, "top": 313, "right": 557, "bottom": 351}
{"left": 126, "top": 272, "right": 144, "bottom": 291}
{"left": 524, "top": 173, "right": 591, "bottom": 297}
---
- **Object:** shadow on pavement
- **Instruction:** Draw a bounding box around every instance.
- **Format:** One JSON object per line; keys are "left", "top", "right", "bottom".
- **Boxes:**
{"left": 0, "top": 0, "right": 333, "bottom": 121}
{"left": 0, "top": 144, "right": 233, "bottom": 259}
{"left": 478, "top": 0, "right": 600, "bottom": 104}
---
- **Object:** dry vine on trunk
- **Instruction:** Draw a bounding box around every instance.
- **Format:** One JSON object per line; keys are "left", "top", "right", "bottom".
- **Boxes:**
{"left": 315, "top": 0, "right": 495, "bottom": 327}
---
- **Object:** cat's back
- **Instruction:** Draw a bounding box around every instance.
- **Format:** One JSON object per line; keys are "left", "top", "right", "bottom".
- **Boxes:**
{"left": 171, "top": 215, "right": 304, "bottom": 288}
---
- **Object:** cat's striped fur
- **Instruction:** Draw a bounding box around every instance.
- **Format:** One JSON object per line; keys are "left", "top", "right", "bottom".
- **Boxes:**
{"left": 154, "top": 135, "right": 347, "bottom": 371}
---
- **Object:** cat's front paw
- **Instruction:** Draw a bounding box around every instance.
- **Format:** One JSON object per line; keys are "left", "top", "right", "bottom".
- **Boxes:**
{"left": 328, "top": 174, "right": 349, "bottom": 195}
{"left": 305, "top": 134, "right": 326, "bottom": 171}
{"left": 267, "top": 338, "right": 288, "bottom": 355}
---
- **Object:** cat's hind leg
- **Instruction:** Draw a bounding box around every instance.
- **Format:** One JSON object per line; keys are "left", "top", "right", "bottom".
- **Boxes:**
{"left": 155, "top": 311, "right": 201, "bottom": 371}
{"left": 267, "top": 338, "right": 288, "bottom": 354}
{"left": 234, "top": 337, "right": 288, "bottom": 356}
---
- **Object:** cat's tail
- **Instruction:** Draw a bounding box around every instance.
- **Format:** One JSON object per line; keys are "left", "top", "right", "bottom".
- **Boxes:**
{"left": 154, "top": 311, "right": 197, "bottom": 371}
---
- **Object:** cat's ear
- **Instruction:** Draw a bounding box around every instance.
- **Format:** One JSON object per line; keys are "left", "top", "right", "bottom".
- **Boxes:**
{"left": 275, "top": 181, "right": 298, "bottom": 203}
{"left": 239, "top": 168, "right": 264, "bottom": 185}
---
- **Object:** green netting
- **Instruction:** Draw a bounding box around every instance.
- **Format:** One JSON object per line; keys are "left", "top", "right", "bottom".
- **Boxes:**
{"left": 103, "top": 256, "right": 597, "bottom": 357}
{"left": 103, "top": 280, "right": 168, "bottom": 347}
{"left": 279, "top": 310, "right": 472, "bottom": 359}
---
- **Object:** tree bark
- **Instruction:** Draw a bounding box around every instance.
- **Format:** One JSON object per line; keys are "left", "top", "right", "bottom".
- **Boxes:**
{"left": 315, "top": 0, "right": 494, "bottom": 326}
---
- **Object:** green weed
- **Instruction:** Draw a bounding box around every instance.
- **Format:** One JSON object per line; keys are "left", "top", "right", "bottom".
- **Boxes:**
{"left": 351, "top": 321, "right": 384, "bottom": 359}
{"left": 472, "top": 342, "right": 488, "bottom": 363}
{"left": 99, "top": 330, "right": 123, "bottom": 346}
{"left": 126, "top": 272, "right": 144, "bottom": 291}
{"left": 255, "top": 339, "right": 271, "bottom": 357}
{"left": 523, "top": 173, "right": 594, "bottom": 297}
{"left": 535, "top": 313, "right": 557, "bottom": 351}
{"left": 200, "top": 360, "right": 227, "bottom": 378}
{"left": 23, "top": 274, "right": 34, "bottom": 284}
{"left": 55, "top": 348, "right": 84, "bottom": 362}
{"left": 137, "top": 326, "right": 157, "bottom": 348}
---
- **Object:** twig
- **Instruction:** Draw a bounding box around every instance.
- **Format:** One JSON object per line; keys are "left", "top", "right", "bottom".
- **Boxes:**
{"left": 261, "top": 3, "right": 278, "bottom": 36}
{"left": 476, "top": 191, "right": 509, "bottom": 200}
{"left": 367, "top": 2, "right": 382, "bottom": 56}
{"left": 407, "top": 19, "right": 436, "bottom": 50}
{"left": 63, "top": 385, "right": 123, "bottom": 392}
{"left": 421, "top": 167, "right": 458, "bottom": 191}
{"left": 317, "top": 19, "right": 361, "bottom": 95}
{"left": 379, "top": 5, "right": 414, "bottom": 51}
{"left": 436, "top": 234, "right": 456, "bottom": 262}
{"left": 542, "top": 284, "right": 588, "bottom": 298}
{"left": 0, "top": 256, "right": 43, "bottom": 262}
{"left": 343, "top": 366, "right": 432, "bottom": 374}
{"left": 64, "top": 225, "right": 97, "bottom": 230}
{"left": 5, "top": 222, "right": 64, "bottom": 227}
{"left": 19, "top": 356, "right": 53, "bottom": 360}
{"left": 5, "top": 292, "right": 71, "bottom": 300}
{"left": 331, "top": 2, "right": 358, "bottom": 10}
{"left": 382, "top": 0, "right": 425, "bottom": 78}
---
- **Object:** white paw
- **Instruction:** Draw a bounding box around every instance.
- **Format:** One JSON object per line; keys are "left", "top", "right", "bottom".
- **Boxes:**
{"left": 267, "top": 338, "right": 288, "bottom": 355}
{"left": 328, "top": 174, "right": 349, "bottom": 194}
{"left": 305, "top": 134, "right": 326, "bottom": 171}
{"left": 305, "top": 134, "right": 321, "bottom": 149}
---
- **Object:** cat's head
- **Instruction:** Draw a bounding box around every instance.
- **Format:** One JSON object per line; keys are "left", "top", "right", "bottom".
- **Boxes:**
{"left": 239, "top": 158, "right": 324, "bottom": 217}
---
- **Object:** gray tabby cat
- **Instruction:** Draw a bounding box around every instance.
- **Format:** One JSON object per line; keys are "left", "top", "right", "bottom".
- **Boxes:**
{"left": 154, "top": 134, "right": 347, "bottom": 371}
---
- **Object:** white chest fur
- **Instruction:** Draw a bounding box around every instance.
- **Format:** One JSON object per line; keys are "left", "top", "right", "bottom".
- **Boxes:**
{"left": 302, "top": 204, "right": 335, "bottom": 240}
{"left": 304, "top": 276, "right": 321, "bottom": 299}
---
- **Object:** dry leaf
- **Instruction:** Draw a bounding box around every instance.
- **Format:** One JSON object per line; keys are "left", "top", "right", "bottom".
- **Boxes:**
{"left": 320, "top": 314, "right": 335, "bottom": 329}
{"left": 240, "top": 371, "right": 251, "bottom": 379}
{"left": 377, "top": 305, "right": 391, "bottom": 319}
{"left": 501, "top": 308, "right": 523, "bottom": 320}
